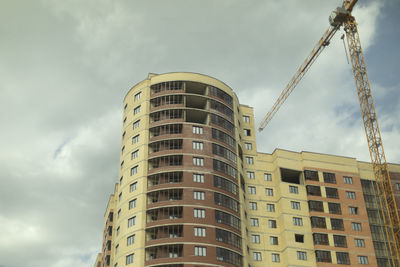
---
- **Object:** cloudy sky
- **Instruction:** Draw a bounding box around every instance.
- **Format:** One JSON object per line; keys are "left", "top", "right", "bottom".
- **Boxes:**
{"left": 0, "top": 0, "right": 399, "bottom": 266}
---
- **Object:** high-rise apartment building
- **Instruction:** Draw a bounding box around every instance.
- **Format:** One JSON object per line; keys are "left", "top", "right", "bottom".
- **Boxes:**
{"left": 94, "top": 72, "right": 400, "bottom": 267}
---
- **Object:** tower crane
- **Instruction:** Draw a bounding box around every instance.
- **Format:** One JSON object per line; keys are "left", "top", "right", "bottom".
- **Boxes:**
{"left": 258, "top": 0, "right": 400, "bottom": 265}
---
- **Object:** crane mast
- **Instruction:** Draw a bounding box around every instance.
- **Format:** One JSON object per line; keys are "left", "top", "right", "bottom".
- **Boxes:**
{"left": 258, "top": 0, "right": 400, "bottom": 265}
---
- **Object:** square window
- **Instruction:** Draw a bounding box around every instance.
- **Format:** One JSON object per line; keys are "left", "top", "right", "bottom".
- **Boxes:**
{"left": 194, "top": 191, "right": 205, "bottom": 200}
{"left": 249, "top": 202, "right": 257, "bottom": 210}
{"left": 293, "top": 217, "right": 303, "bottom": 226}
{"left": 297, "top": 251, "right": 307, "bottom": 261}
{"left": 248, "top": 186, "right": 256, "bottom": 194}
{"left": 316, "top": 250, "right": 331, "bottom": 263}
{"left": 295, "top": 234, "right": 304, "bottom": 243}
{"left": 311, "top": 216, "right": 326, "bottom": 228}
{"left": 129, "top": 199, "right": 137, "bottom": 209}
{"left": 323, "top": 172, "right": 336, "bottom": 183}
{"left": 194, "top": 208, "right": 205, "bottom": 218}
{"left": 134, "top": 91, "right": 141, "bottom": 101}
{"left": 352, "top": 222, "right": 362, "bottom": 231}
{"left": 243, "top": 115, "right": 250, "bottom": 123}
{"left": 126, "top": 253, "right": 134, "bottom": 264}
{"left": 244, "top": 142, "right": 252, "bottom": 150}
{"left": 253, "top": 252, "right": 262, "bottom": 261}
{"left": 127, "top": 234, "right": 135, "bottom": 245}
{"left": 250, "top": 218, "right": 259, "bottom": 226}
{"left": 333, "top": 235, "right": 347, "bottom": 248}
{"left": 270, "top": 236, "right": 278, "bottom": 245}
{"left": 291, "top": 201, "right": 300, "bottom": 210}
{"left": 244, "top": 129, "right": 251, "bottom": 136}
{"left": 344, "top": 176, "right": 353, "bottom": 184}
{"left": 265, "top": 188, "right": 273, "bottom": 196}
{"left": 193, "top": 157, "right": 204, "bottom": 166}
{"left": 355, "top": 238, "right": 365, "bottom": 247}
{"left": 131, "top": 149, "right": 139, "bottom": 160}
{"left": 252, "top": 235, "right": 260, "bottom": 243}
{"left": 349, "top": 206, "right": 358, "bottom": 214}
{"left": 328, "top": 202, "right": 341, "bottom": 214}
{"left": 133, "top": 120, "right": 140, "bottom": 129}
{"left": 331, "top": 218, "right": 344, "bottom": 230}
{"left": 271, "top": 253, "right": 280, "bottom": 262}
{"left": 194, "top": 227, "right": 206, "bottom": 237}
{"left": 358, "top": 256, "right": 368, "bottom": 264}
{"left": 194, "top": 246, "right": 206, "bottom": 256}
{"left": 192, "top": 141, "right": 204, "bottom": 150}
{"left": 131, "top": 165, "right": 138, "bottom": 176}
{"left": 128, "top": 216, "right": 136, "bottom": 227}
{"left": 264, "top": 173, "right": 272, "bottom": 181}
{"left": 266, "top": 203, "right": 275, "bottom": 212}
{"left": 245, "top": 157, "right": 254, "bottom": 164}
{"left": 193, "top": 173, "right": 205, "bottom": 183}
{"left": 268, "top": 220, "right": 277, "bottom": 228}
{"left": 130, "top": 182, "right": 137, "bottom": 192}
{"left": 133, "top": 105, "right": 141, "bottom": 115}
{"left": 132, "top": 134, "right": 139, "bottom": 144}
{"left": 346, "top": 191, "right": 356, "bottom": 199}
{"left": 247, "top": 171, "right": 255, "bottom": 179}
{"left": 336, "top": 252, "right": 350, "bottom": 265}
{"left": 289, "top": 185, "right": 299, "bottom": 194}
{"left": 192, "top": 126, "right": 203, "bottom": 134}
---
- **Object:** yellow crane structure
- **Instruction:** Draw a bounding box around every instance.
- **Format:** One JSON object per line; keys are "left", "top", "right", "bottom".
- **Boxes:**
{"left": 258, "top": 0, "right": 400, "bottom": 265}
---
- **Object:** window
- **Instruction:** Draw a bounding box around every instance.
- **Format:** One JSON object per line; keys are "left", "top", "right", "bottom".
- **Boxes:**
{"left": 346, "top": 191, "right": 356, "bottom": 199}
{"left": 243, "top": 115, "right": 250, "bottom": 123}
{"left": 334, "top": 235, "right": 347, "bottom": 247}
{"left": 331, "top": 218, "right": 344, "bottom": 230}
{"left": 127, "top": 234, "right": 135, "bottom": 245}
{"left": 244, "top": 142, "right": 252, "bottom": 150}
{"left": 264, "top": 173, "right": 272, "bottom": 181}
{"left": 270, "top": 236, "right": 278, "bottom": 245}
{"left": 313, "top": 233, "right": 329, "bottom": 245}
{"left": 194, "top": 208, "right": 205, "bottom": 218}
{"left": 252, "top": 235, "right": 260, "bottom": 243}
{"left": 131, "top": 150, "right": 139, "bottom": 160}
{"left": 120, "top": 176, "right": 123, "bottom": 185}
{"left": 358, "top": 256, "right": 368, "bottom": 264}
{"left": 253, "top": 252, "right": 262, "bottom": 261}
{"left": 126, "top": 253, "right": 134, "bottom": 264}
{"left": 244, "top": 129, "right": 251, "bottom": 136}
{"left": 355, "top": 238, "right": 365, "bottom": 247}
{"left": 128, "top": 216, "right": 136, "bottom": 227}
{"left": 269, "top": 220, "right": 277, "bottom": 228}
{"left": 247, "top": 171, "right": 255, "bottom": 179}
{"left": 122, "top": 131, "right": 126, "bottom": 139}
{"left": 249, "top": 202, "right": 257, "bottom": 210}
{"left": 306, "top": 185, "right": 322, "bottom": 196}
{"left": 291, "top": 201, "right": 300, "bottom": 210}
{"left": 115, "top": 244, "right": 119, "bottom": 254}
{"left": 129, "top": 199, "right": 137, "bottom": 209}
{"left": 194, "top": 246, "right": 207, "bottom": 256}
{"left": 134, "top": 91, "right": 141, "bottom": 101}
{"left": 311, "top": 216, "right": 326, "bottom": 228}
{"left": 192, "top": 126, "right": 203, "bottom": 134}
{"left": 293, "top": 217, "right": 303, "bottom": 226}
{"left": 336, "top": 252, "right": 350, "bottom": 265}
{"left": 193, "top": 173, "right": 204, "bottom": 183}
{"left": 117, "top": 209, "right": 121, "bottom": 218}
{"left": 323, "top": 172, "right": 336, "bottom": 183}
{"left": 116, "top": 226, "right": 120, "bottom": 236}
{"left": 121, "top": 146, "right": 125, "bottom": 154}
{"left": 349, "top": 206, "right": 358, "bottom": 214}
{"left": 325, "top": 187, "right": 339, "bottom": 198}
{"left": 352, "top": 222, "right": 362, "bottom": 231}
{"left": 328, "top": 202, "right": 341, "bottom": 214}
{"left": 133, "top": 105, "right": 141, "bottom": 115}
{"left": 120, "top": 161, "right": 124, "bottom": 169}
{"left": 265, "top": 188, "right": 273, "bottom": 196}
{"left": 245, "top": 157, "right": 254, "bottom": 164}
{"left": 248, "top": 186, "right": 256, "bottom": 194}
{"left": 344, "top": 176, "right": 353, "bottom": 184}
{"left": 289, "top": 185, "right": 299, "bottom": 194}
{"left": 132, "top": 134, "right": 139, "bottom": 144}
{"left": 295, "top": 234, "right": 304, "bottom": 243}
{"left": 271, "top": 253, "right": 280, "bottom": 263}
{"left": 193, "top": 157, "right": 204, "bottom": 166}
{"left": 250, "top": 218, "right": 259, "bottom": 226}
{"left": 194, "top": 191, "right": 205, "bottom": 200}
{"left": 194, "top": 227, "right": 206, "bottom": 237}
{"left": 396, "top": 183, "right": 400, "bottom": 190}
{"left": 130, "top": 182, "right": 137, "bottom": 192}
{"left": 133, "top": 120, "right": 140, "bottom": 129}
{"left": 297, "top": 251, "right": 307, "bottom": 261}
{"left": 119, "top": 192, "right": 122, "bottom": 201}
{"left": 304, "top": 170, "right": 319, "bottom": 181}
{"left": 124, "top": 103, "right": 128, "bottom": 110}
{"left": 192, "top": 141, "right": 203, "bottom": 150}
{"left": 130, "top": 165, "right": 138, "bottom": 176}
{"left": 266, "top": 203, "right": 275, "bottom": 212}
{"left": 316, "top": 250, "right": 331, "bottom": 263}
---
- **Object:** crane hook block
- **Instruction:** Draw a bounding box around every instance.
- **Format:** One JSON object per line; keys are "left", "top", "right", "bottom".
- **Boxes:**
{"left": 329, "top": 7, "right": 350, "bottom": 27}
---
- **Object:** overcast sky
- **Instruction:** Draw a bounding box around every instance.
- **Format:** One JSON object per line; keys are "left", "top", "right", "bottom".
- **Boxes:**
{"left": 0, "top": 0, "right": 399, "bottom": 266}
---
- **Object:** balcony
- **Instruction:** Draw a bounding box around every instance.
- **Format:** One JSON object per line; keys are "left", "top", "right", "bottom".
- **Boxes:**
{"left": 147, "top": 207, "right": 183, "bottom": 223}
{"left": 146, "top": 225, "right": 183, "bottom": 241}
{"left": 147, "top": 189, "right": 183, "bottom": 204}
{"left": 147, "top": 172, "right": 183, "bottom": 187}
{"left": 146, "top": 244, "right": 183, "bottom": 261}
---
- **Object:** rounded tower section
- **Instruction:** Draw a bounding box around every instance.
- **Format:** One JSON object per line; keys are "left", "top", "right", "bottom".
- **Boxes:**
{"left": 116, "top": 73, "right": 243, "bottom": 267}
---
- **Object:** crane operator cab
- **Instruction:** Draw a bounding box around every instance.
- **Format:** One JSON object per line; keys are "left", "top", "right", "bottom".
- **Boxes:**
{"left": 329, "top": 7, "right": 350, "bottom": 27}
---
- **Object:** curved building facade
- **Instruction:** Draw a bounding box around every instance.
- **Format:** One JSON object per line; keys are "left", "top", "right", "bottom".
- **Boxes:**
{"left": 95, "top": 72, "right": 400, "bottom": 267}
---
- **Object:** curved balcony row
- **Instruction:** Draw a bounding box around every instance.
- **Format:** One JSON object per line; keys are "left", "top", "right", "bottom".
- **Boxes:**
{"left": 150, "top": 81, "right": 233, "bottom": 108}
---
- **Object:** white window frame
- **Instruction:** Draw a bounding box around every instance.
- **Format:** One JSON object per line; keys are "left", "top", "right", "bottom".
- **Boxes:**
{"left": 131, "top": 165, "right": 138, "bottom": 176}
{"left": 193, "top": 157, "right": 204, "bottom": 166}
{"left": 194, "top": 208, "right": 205, "bottom": 218}
{"left": 128, "top": 216, "right": 136, "bottom": 227}
{"left": 193, "top": 173, "right": 205, "bottom": 183}
{"left": 192, "top": 126, "right": 203, "bottom": 134}
{"left": 194, "top": 191, "right": 205, "bottom": 200}
{"left": 192, "top": 141, "right": 204, "bottom": 150}
{"left": 130, "top": 182, "right": 137, "bottom": 192}
{"left": 264, "top": 173, "right": 272, "bottom": 181}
